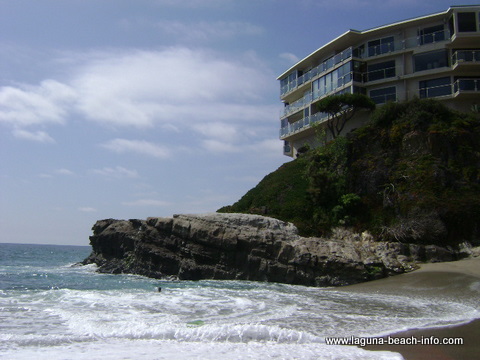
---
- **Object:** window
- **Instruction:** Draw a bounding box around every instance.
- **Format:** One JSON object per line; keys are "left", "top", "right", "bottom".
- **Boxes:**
{"left": 419, "top": 24, "right": 445, "bottom": 45}
{"left": 367, "top": 60, "right": 395, "bottom": 82}
{"left": 370, "top": 87, "right": 396, "bottom": 104}
{"left": 312, "top": 62, "right": 353, "bottom": 99}
{"left": 352, "top": 61, "right": 366, "bottom": 82}
{"left": 414, "top": 50, "right": 448, "bottom": 72}
{"left": 368, "top": 36, "right": 394, "bottom": 57}
{"left": 419, "top": 77, "right": 451, "bottom": 98}
{"left": 353, "top": 45, "right": 365, "bottom": 58}
{"left": 448, "top": 16, "right": 455, "bottom": 37}
{"left": 457, "top": 12, "right": 477, "bottom": 32}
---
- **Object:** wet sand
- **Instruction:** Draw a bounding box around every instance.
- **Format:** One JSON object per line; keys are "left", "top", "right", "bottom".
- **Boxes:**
{"left": 341, "top": 257, "right": 480, "bottom": 360}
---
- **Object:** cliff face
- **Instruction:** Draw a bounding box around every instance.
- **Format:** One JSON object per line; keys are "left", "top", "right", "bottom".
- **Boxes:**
{"left": 82, "top": 213, "right": 473, "bottom": 287}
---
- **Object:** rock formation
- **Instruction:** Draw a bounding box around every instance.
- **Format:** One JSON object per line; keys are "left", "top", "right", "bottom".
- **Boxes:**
{"left": 82, "top": 213, "right": 474, "bottom": 287}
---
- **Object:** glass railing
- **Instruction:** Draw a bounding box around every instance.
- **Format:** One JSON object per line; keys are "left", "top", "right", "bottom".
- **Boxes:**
{"left": 279, "top": 111, "right": 331, "bottom": 138}
{"left": 454, "top": 78, "right": 480, "bottom": 93}
{"left": 418, "top": 78, "right": 480, "bottom": 98}
{"left": 452, "top": 50, "right": 480, "bottom": 67}
{"left": 370, "top": 93, "right": 397, "bottom": 104}
{"left": 419, "top": 83, "right": 452, "bottom": 98}
{"left": 365, "top": 66, "right": 396, "bottom": 82}
{"left": 282, "top": 92, "right": 313, "bottom": 117}
{"left": 282, "top": 72, "right": 356, "bottom": 118}
{"left": 418, "top": 30, "right": 447, "bottom": 45}
{"left": 280, "top": 30, "right": 451, "bottom": 96}
{"left": 280, "top": 47, "right": 354, "bottom": 95}
{"left": 280, "top": 77, "right": 478, "bottom": 139}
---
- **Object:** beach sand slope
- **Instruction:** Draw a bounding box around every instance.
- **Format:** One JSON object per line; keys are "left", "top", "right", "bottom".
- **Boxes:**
{"left": 341, "top": 257, "right": 480, "bottom": 360}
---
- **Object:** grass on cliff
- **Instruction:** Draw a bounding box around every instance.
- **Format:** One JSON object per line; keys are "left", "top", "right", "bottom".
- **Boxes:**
{"left": 218, "top": 98, "right": 480, "bottom": 244}
{"left": 217, "top": 159, "right": 315, "bottom": 234}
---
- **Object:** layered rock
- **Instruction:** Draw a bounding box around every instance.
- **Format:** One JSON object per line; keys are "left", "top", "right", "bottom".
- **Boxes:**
{"left": 82, "top": 213, "right": 472, "bottom": 286}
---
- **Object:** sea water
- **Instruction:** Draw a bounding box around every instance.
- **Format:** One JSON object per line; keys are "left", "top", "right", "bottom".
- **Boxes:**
{"left": 0, "top": 243, "right": 478, "bottom": 360}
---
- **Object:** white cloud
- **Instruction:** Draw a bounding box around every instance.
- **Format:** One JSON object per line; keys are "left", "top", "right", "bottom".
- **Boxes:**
{"left": 279, "top": 52, "right": 300, "bottom": 64}
{"left": 101, "top": 138, "right": 171, "bottom": 159}
{"left": 1, "top": 47, "right": 274, "bottom": 133}
{"left": 91, "top": 166, "right": 139, "bottom": 179}
{"left": 38, "top": 173, "right": 53, "bottom": 179}
{"left": 122, "top": 199, "right": 170, "bottom": 207}
{"left": 55, "top": 168, "right": 75, "bottom": 176}
{"left": 0, "top": 80, "right": 75, "bottom": 128}
{"left": 192, "top": 122, "right": 238, "bottom": 141}
{"left": 155, "top": 21, "right": 264, "bottom": 42}
{"left": 12, "top": 129, "right": 55, "bottom": 143}
{"left": 201, "top": 139, "right": 239, "bottom": 154}
{"left": 78, "top": 207, "right": 97, "bottom": 212}
{"left": 71, "top": 47, "right": 273, "bottom": 128}
{"left": 1, "top": 47, "right": 278, "bottom": 155}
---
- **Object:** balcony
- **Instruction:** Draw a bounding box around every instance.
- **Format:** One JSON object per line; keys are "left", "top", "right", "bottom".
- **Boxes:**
{"left": 452, "top": 50, "right": 480, "bottom": 69}
{"left": 281, "top": 72, "right": 358, "bottom": 118}
{"left": 281, "top": 93, "right": 313, "bottom": 118}
{"left": 419, "top": 78, "right": 480, "bottom": 99}
{"left": 280, "top": 78, "right": 479, "bottom": 140}
{"left": 280, "top": 30, "right": 451, "bottom": 97}
{"left": 280, "top": 112, "right": 330, "bottom": 139}
{"left": 280, "top": 47, "right": 354, "bottom": 96}
{"left": 453, "top": 78, "right": 480, "bottom": 95}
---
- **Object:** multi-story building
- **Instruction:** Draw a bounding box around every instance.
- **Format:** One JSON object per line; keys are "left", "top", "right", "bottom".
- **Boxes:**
{"left": 278, "top": 5, "right": 480, "bottom": 157}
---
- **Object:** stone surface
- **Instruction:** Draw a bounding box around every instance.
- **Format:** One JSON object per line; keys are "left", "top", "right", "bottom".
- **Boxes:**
{"left": 82, "top": 213, "right": 468, "bottom": 287}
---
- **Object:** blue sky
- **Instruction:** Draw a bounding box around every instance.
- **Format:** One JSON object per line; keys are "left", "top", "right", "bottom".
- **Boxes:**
{"left": 1, "top": 0, "right": 477, "bottom": 245}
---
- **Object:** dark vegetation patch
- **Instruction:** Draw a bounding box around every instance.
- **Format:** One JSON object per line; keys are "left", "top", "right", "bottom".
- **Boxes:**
{"left": 219, "top": 99, "right": 480, "bottom": 245}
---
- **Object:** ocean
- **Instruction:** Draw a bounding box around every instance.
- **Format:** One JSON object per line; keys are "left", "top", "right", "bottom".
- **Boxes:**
{"left": 0, "top": 243, "right": 478, "bottom": 360}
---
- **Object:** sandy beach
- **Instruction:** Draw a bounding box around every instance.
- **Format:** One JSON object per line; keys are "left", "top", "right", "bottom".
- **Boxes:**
{"left": 340, "top": 257, "right": 480, "bottom": 360}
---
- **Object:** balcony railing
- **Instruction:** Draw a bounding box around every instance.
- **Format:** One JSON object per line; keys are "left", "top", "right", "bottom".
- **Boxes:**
{"left": 365, "top": 66, "right": 396, "bottom": 82}
{"left": 280, "top": 111, "right": 330, "bottom": 139}
{"left": 370, "top": 93, "right": 397, "bottom": 105}
{"left": 281, "top": 67, "right": 397, "bottom": 118}
{"left": 280, "top": 30, "right": 451, "bottom": 96}
{"left": 280, "top": 78, "right": 479, "bottom": 139}
{"left": 282, "top": 93, "right": 313, "bottom": 118}
{"left": 420, "top": 78, "right": 480, "bottom": 99}
{"left": 452, "top": 50, "right": 480, "bottom": 68}
{"left": 282, "top": 71, "right": 359, "bottom": 118}
{"left": 280, "top": 47, "right": 353, "bottom": 95}
{"left": 454, "top": 78, "right": 480, "bottom": 94}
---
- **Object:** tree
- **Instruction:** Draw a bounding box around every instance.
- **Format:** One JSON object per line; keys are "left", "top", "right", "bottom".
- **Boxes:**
{"left": 316, "top": 93, "right": 376, "bottom": 139}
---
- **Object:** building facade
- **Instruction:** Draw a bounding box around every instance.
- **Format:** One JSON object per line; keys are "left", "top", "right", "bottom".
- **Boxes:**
{"left": 278, "top": 5, "right": 480, "bottom": 157}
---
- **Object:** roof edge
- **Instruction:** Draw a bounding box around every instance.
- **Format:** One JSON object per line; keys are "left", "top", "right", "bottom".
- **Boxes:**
{"left": 277, "top": 5, "right": 472, "bottom": 80}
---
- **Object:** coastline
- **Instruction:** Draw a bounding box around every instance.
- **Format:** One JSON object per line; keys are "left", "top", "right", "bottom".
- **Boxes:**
{"left": 340, "top": 257, "right": 480, "bottom": 360}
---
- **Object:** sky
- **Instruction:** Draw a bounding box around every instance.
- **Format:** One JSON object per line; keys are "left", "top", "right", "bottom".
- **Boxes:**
{"left": 1, "top": 0, "right": 478, "bottom": 246}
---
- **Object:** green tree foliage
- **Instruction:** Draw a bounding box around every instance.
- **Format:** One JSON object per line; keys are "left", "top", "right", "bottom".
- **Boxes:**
{"left": 217, "top": 159, "right": 316, "bottom": 235}
{"left": 219, "top": 99, "right": 480, "bottom": 244}
{"left": 316, "top": 93, "right": 376, "bottom": 139}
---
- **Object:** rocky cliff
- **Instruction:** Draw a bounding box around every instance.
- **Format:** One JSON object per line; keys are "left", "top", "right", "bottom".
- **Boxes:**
{"left": 82, "top": 213, "right": 475, "bottom": 287}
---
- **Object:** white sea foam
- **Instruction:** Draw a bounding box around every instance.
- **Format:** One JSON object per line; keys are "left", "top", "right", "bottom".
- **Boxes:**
{"left": 1, "top": 244, "right": 479, "bottom": 360}
{"left": 0, "top": 338, "right": 404, "bottom": 360}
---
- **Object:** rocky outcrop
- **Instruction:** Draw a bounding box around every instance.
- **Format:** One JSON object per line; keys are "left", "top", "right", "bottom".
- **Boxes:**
{"left": 82, "top": 213, "right": 476, "bottom": 286}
